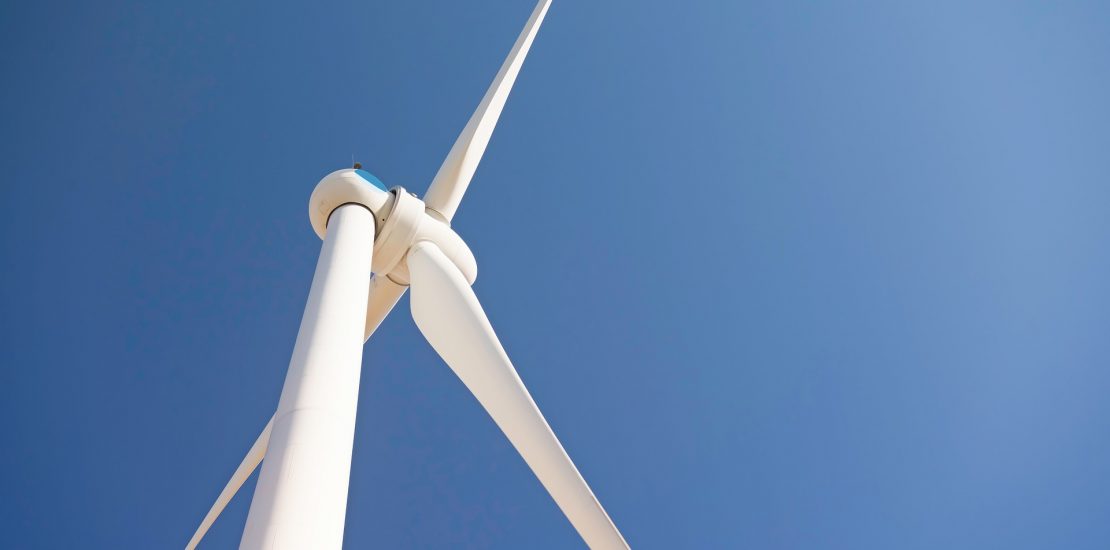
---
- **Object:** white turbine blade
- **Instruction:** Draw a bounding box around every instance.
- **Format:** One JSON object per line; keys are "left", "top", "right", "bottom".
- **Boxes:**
{"left": 423, "top": 0, "right": 551, "bottom": 222}
{"left": 363, "top": 273, "right": 407, "bottom": 342}
{"left": 185, "top": 417, "right": 273, "bottom": 550}
{"left": 407, "top": 241, "right": 628, "bottom": 550}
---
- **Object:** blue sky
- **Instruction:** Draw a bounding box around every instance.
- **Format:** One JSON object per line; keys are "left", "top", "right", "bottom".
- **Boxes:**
{"left": 3, "top": 0, "right": 1110, "bottom": 548}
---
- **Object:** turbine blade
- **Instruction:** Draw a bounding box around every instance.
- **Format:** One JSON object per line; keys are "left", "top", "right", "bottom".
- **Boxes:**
{"left": 423, "top": 0, "right": 551, "bottom": 222}
{"left": 363, "top": 273, "right": 407, "bottom": 342}
{"left": 185, "top": 417, "right": 273, "bottom": 550}
{"left": 406, "top": 241, "right": 628, "bottom": 550}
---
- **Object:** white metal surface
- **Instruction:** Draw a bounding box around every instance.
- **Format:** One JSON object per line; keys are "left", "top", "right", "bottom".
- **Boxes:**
{"left": 407, "top": 241, "right": 629, "bottom": 550}
{"left": 185, "top": 418, "right": 272, "bottom": 550}
{"left": 423, "top": 0, "right": 551, "bottom": 222}
{"left": 240, "top": 204, "right": 375, "bottom": 550}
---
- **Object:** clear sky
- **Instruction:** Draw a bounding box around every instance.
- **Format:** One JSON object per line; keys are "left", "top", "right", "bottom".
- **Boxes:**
{"left": 3, "top": 0, "right": 1110, "bottom": 548}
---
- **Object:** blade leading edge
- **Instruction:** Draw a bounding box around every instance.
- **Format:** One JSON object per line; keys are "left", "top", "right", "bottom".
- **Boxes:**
{"left": 422, "top": 0, "right": 551, "bottom": 223}
{"left": 407, "top": 241, "right": 629, "bottom": 549}
{"left": 363, "top": 273, "right": 407, "bottom": 342}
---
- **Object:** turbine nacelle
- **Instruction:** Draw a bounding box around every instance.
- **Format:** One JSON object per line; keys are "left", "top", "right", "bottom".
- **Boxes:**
{"left": 308, "top": 168, "right": 478, "bottom": 286}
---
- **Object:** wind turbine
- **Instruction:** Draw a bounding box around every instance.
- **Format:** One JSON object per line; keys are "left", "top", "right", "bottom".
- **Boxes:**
{"left": 184, "top": 1, "right": 629, "bottom": 548}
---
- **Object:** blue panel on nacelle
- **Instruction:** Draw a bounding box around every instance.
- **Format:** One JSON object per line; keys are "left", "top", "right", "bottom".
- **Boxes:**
{"left": 354, "top": 169, "right": 388, "bottom": 192}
